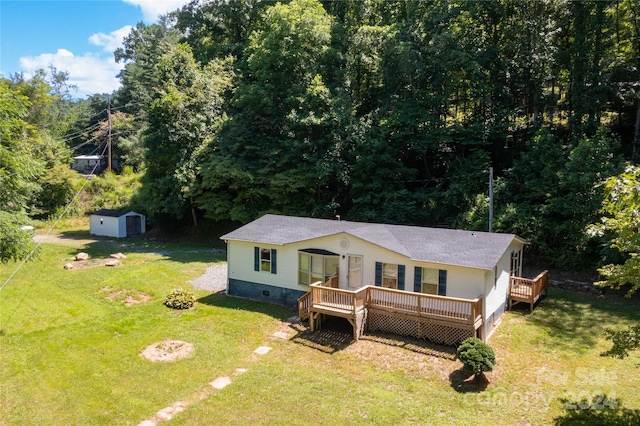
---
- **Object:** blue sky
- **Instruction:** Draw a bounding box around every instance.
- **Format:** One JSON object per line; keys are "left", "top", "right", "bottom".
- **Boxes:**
{"left": 1, "top": 0, "right": 191, "bottom": 98}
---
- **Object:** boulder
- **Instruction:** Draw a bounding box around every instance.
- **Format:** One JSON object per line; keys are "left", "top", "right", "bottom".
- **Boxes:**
{"left": 63, "top": 263, "right": 74, "bottom": 270}
{"left": 109, "top": 253, "right": 127, "bottom": 259}
{"left": 74, "top": 252, "right": 90, "bottom": 261}
{"left": 105, "top": 259, "right": 121, "bottom": 267}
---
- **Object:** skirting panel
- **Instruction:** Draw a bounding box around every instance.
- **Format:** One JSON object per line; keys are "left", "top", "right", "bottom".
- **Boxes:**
{"left": 367, "top": 310, "right": 474, "bottom": 346}
{"left": 227, "top": 279, "right": 306, "bottom": 307}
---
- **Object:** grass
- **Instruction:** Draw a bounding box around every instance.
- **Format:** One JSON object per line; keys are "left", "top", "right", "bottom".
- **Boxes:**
{"left": 1, "top": 234, "right": 639, "bottom": 425}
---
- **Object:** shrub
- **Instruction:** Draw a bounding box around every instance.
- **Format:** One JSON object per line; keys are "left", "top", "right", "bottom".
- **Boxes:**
{"left": 456, "top": 337, "right": 496, "bottom": 376}
{"left": 164, "top": 288, "right": 195, "bottom": 310}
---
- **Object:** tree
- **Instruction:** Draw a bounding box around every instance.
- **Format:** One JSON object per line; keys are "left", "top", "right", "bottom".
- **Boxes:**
{"left": 588, "top": 165, "right": 640, "bottom": 295}
{"left": 114, "top": 18, "right": 182, "bottom": 118}
{"left": 0, "top": 81, "right": 44, "bottom": 263}
{"left": 602, "top": 323, "right": 640, "bottom": 361}
{"left": 138, "top": 44, "right": 234, "bottom": 224}
{"left": 456, "top": 337, "right": 497, "bottom": 378}
{"left": 199, "top": 0, "right": 338, "bottom": 222}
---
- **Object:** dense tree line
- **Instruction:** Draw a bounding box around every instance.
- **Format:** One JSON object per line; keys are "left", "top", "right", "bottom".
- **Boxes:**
{"left": 3, "top": 0, "right": 639, "bottom": 278}
{"left": 116, "top": 0, "right": 639, "bottom": 268}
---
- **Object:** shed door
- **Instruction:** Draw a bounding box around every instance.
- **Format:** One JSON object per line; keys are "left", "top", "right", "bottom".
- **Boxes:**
{"left": 126, "top": 216, "right": 141, "bottom": 236}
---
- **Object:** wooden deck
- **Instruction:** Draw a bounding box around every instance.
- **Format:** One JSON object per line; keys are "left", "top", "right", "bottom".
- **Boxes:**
{"left": 509, "top": 270, "right": 549, "bottom": 312}
{"left": 298, "top": 282, "right": 483, "bottom": 344}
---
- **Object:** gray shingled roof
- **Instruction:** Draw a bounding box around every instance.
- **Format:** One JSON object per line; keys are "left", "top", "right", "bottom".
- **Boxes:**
{"left": 221, "top": 214, "right": 524, "bottom": 270}
{"left": 92, "top": 209, "right": 129, "bottom": 218}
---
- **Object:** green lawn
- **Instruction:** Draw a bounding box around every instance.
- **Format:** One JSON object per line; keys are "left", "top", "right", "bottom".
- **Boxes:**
{"left": 1, "top": 236, "right": 639, "bottom": 425}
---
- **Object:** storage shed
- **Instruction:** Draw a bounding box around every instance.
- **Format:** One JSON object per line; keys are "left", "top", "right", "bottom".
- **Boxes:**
{"left": 89, "top": 209, "right": 146, "bottom": 238}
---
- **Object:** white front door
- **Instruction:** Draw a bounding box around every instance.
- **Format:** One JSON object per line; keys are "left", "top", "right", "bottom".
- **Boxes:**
{"left": 347, "top": 255, "right": 362, "bottom": 289}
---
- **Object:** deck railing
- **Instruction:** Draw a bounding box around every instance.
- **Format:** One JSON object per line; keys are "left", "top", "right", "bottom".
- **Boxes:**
{"left": 297, "top": 290, "right": 313, "bottom": 321}
{"left": 509, "top": 270, "right": 549, "bottom": 311}
{"left": 305, "top": 283, "right": 481, "bottom": 328}
{"left": 310, "top": 282, "right": 367, "bottom": 315}
{"left": 367, "top": 286, "right": 482, "bottom": 326}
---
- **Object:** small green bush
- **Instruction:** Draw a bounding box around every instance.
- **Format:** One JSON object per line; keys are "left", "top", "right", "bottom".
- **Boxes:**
{"left": 456, "top": 337, "right": 496, "bottom": 375}
{"left": 164, "top": 288, "right": 195, "bottom": 310}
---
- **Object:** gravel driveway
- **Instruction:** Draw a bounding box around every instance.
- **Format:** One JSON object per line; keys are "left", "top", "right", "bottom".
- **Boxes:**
{"left": 190, "top": 263, "right": 227, "bottom": 292}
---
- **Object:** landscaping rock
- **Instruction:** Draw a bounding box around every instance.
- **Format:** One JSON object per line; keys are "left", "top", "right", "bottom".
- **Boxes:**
{"left": 74, "top": 252, "right": 90, "bottom": 261}
{"left": 105, "top": 259, "right": 121, "bottom": 267}
{"left": 109, "top": 253, "right": 127, "bottom": 259}
{"left": 140, "top": 340, "right": 194, "bottom": 362}
{"left": 63, "top": 263, "right": 74, "bottom": 270}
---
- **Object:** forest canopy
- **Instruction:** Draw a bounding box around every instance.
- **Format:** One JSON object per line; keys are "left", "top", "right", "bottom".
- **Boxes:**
{"left": 2, "top": 0, "right": 640, "bottom": 272}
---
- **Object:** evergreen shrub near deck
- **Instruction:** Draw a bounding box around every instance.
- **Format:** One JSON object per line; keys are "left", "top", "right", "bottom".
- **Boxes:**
{"left": 456, "top": 337, "right": 496, "bottom": 375}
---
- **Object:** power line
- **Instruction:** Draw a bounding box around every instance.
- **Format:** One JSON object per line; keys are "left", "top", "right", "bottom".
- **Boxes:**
{"left": 0, "top": 142, "right": 109, "bottom": 296}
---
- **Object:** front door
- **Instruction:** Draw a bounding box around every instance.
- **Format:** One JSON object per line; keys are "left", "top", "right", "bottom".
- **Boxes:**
{"left": 347, "top": 255, "right": 362, "bottom": 289}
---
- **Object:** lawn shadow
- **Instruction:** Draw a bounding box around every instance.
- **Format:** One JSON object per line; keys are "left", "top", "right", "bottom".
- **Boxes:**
{"left": 289, "top": 317, "right": 355, "bottom": 354}
{"left": 197, "top": 292, "right": 294, "bottom": 321}
{"left": 289, "top": 317, "right": 458, "bottom": 358}
{"left": 516, "top": 288, "right": 640, "bottom": 353}
{"left": 553, "top": 404, "right": 640, "bottom": 425}
{"left": 449, "top": 369, "right": 489, "bottom": 393}
{"left": 360, "top": 332, "right": 457, "bottom": 360}
{"left": 41, "top": 230, "right": 225, "bottom": 264}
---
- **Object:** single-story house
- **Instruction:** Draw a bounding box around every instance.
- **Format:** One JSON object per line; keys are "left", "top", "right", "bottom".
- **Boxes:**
{"left": 221, "top": 214, "right": 542, "bottom": 343}
{"left": 89, "top": 209, "right": 146, "bottom": 238}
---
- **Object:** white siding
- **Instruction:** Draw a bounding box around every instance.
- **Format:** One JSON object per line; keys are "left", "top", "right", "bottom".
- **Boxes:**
{"left": 89, "top": 212, "right": 146, "bottom": 238}
{"left": 226, "top": 233, "right": 491, "bottom": 301}
{"left": 89, "top": 215, "right": 120, "bottom": 237}
{"left": 483, "top": 239, "right": 525, "bottom": 337}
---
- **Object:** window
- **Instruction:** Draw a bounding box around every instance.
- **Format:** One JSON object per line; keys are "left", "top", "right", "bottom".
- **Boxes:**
{"left": 260, "top": 248, "right": 271, "bottom": 272}
{"left": 421, "top": 268, "right": 439, "bottom": 295}
{"left": 510, "top": 250, "right": 522, "bottom": 277}
{"left": 382, "top": 263, "right": 398, "bottom": 289}
{"left": 298, "top": 251, "right": 339, "bottom": 286}
{"left": 254, "top": 247, "right": 276, "bottom": 274}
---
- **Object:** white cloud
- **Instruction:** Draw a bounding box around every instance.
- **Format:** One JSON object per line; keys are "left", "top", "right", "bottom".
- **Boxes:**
{"left": 19, "top": 49, "right": 123, "bottom": 98}
{"left": 123, "top": 0, "right": 191, "bottom": 22}
{"left": 89, "top": 26, "right": 133, "bottom": 53}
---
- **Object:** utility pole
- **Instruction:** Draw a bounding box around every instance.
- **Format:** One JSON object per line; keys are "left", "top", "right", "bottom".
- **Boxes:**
{"left": 107, "top": 96, "right": 112, "bottom": 172}
{"left": 489, "top": 166, "right": 493, "bottom": 233}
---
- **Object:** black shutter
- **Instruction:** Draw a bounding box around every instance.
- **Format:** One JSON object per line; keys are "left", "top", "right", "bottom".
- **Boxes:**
{"left": 398, "top": 265, "right": 405, "bottom": 290}
{"left": 271, "top": 249, "right": 277, "bottom": 274}
{"left": 414, "top": 267, "right": 422, "bottom": 293}
{"left": 254, "top": 247, "right": 260, "bottom": 271}
{"left": 375, "top": 262, "right": 382, "bottom": 286}
{"left": 438, "top": 270, "right": 447, "bottom": 296}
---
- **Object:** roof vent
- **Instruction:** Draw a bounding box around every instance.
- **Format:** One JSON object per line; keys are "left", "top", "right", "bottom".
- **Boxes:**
{"left": 340, "top": 238, "right": 350, "bottom": 249}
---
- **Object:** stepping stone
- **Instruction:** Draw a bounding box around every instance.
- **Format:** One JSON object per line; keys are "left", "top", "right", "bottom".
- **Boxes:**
{"left": 254, "top": 346, "right": 272, "bottom": 355}
{"left": 272, "top": 331, "right": 289, "bottom": 340}
{"left": 234, "top": 368, "right": 248, "bottom": 375}
{"left": 156, "top": 402, "right": 186, "bottom": 421}
{"left": 137, "top": 421, "right": 156, "bottom": 426}
{"left": 210, "top": 376, "right": 232, "bottom": 390}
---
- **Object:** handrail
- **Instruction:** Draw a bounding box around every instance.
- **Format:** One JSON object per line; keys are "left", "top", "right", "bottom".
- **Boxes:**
{"left": 309, "top": 284, "right": 482, "bottom": 326}
{"left": 297, "top": 291, "right": 312, "bottom": 321}
{"left": 509, "top": 271, "right": 549, "bottom": 312}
